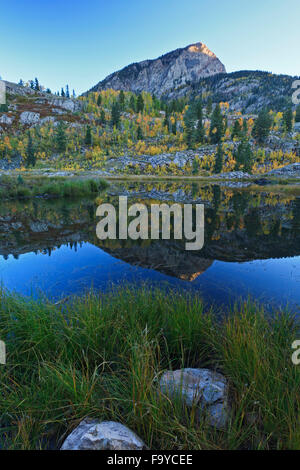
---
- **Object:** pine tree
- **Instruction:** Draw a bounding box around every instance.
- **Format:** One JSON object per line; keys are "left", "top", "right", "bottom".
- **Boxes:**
{"left": 195, "top": 99, "right": 204, "bottom": 144}
{"left": 129, "top": 95, "right": 136, "bottom": 112}
{"left": 242, "top": 119, "right": 248, "bottom": 136}
{"left": 283, "top": 107, "right": 293, "bottom": 132}
{"left": 118, "top": 90, "right": 125, "bottom": 110}
{"left": 252, "top": 109, "right": 273, "bottom": 144}
{"left": 136, "top": 94, "right": 144, "bottom": 113}
{"left": 61, "top": 87, "right": 65, "bottom": 97}
{"left": 97, "top": 94, "right": 102, "bottom": 106}
{"left": 85, "top": 125, "right": 92, "bottom": 146}
{"left": 184, "top": 105, "right": 196, "bottom": 149}
{"left": 26, "top": 132, "right": 36, "bottom": 167}
{"left": 163, "top": 109, "right": 169, "bottom": 131}
{"left": 55, "top": 121, "right": 67, "bottom": 152}
{"left": 206, "top": 96, "right": 213, "bottom": 116}
{"left": 34, "top": 78, "right": 40, "bottom": 91}
{"left": 192, "top": 158, "right": 200, "bottom": 175}
{"left": 111, "top": 102, "right": 120, "bottom": 128}
{"left": 137, "top": 125, "right": 143, "bottom": 140}
{"left": 209, "top": 104, "right": 224, "bottom": 144}
{"left": 214, "top": 143, "right": 223, "bottom": 174}
{"left": 235, "top": 138, "right": 254, "bottom": 173}
{"left": 232, "top": 120, "right": 242, "bottom": 139}
{"left": 100, "top": 109, "right": 106, "bottom": 125}
{"left": 66, "top": 85, "right": 70, "bottom": 98}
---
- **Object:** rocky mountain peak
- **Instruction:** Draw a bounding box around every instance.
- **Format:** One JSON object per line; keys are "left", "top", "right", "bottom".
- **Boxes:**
{"left": 87, "top": 42, "right": 226, "bottom": 97}
{"left": 186, "top": 42, "right": 217, "bottom": 58}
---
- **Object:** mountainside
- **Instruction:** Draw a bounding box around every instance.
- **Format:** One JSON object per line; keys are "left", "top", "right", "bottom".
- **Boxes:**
{"left": 88, "top": 42, "right": 226, "bottom": 97}
{"left": 170, "top": 70, "right": 300, "bottom": 112}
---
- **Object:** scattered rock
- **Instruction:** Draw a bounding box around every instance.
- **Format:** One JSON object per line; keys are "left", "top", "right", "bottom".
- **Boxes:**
{"left": 266, "top": 162, "right": 300, "bottom": 178}
{"left": 0, "top": 114, "right": 14, "bottom": 125}
{"left": 60, "top": 419, "right": 147, "bottom": 450}
{"left": 159, "top": 368, "right": 229, "bottom": 429}
{"left": 211, "top": 171, "right": 252, "bottom": 179}
{"left": 29, "top": 221, "right": 49, "bottom": 232}
{"left": 19, "top": 111, "right": 40, "bottom": 125}
{"left": 40, "top": 116, "right": 56, "bottom": 125}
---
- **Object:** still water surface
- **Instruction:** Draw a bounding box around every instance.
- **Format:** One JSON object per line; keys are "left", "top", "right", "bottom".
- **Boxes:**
{"left": 0, "top": 182, "right": 299, "bottom": 312}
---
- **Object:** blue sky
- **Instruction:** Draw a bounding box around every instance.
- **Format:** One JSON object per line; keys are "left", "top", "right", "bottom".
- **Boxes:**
{"left": 1, "top": 0, "right": 299, "bottom": 94}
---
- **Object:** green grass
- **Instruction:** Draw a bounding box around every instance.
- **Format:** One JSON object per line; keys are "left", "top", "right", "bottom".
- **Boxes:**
{"left": 0, "top": 175, "right": 109, "bottom": 200}
{"left": 0, "top": 287, "right": 299, "bottom": 450}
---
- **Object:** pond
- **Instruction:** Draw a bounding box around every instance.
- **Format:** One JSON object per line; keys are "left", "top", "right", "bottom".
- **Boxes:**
{"left": 0, "top": 181, "right": 299, "bottom": 312}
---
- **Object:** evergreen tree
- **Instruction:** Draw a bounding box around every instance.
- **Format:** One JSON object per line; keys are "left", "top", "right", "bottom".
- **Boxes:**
{"left": 18, "top": 79, "right": 24, "bottom": 86}
{"left": 163, "top": 109, "right": 169, "bottom": 131}
{"left": 209, "top": 104, "right": 224, "bottom": 144}
{"left": 66, "top": 85, "right": 70, "bottom": 98}
{"left": 61, "top": 87, "right": 65, "bottom": 97}
{"left": 214, "top": 143, "right": 223, "bottom": 174}
{"left": 252, "top": 109, "right": 273, "bottom": 144}
{"left": 137, "top": 125, "right": 143, "bottom": 140}
{"left": 235, "top": 138, "right": 254, "bottom": 173}
{"left": 242, "top": 118, "right": 248, "bottom": 136}
{"left": 136, "top": 94, "right": 144, "bottom": 113}
{"left": 192, "top": 158, "right": 200, "bottom": 175}
{"left": 231, "top": 120, "right": 242, "bottom": 139}
{"left": 111, "top": 101, "right": 121, "bottom": 128}
{"left": 283, "top": 107, "right": 293, "bottom": 132}
{"left": 34, "top": 78, "right": 40, "bottom": 91}
{"left": 206, "top": 96, "right": 213, "bottom": 116}
{"left": 295, "top": 105, "right": 300, "bottom": 123}
{"left": 100, "top": 109, "right": 106, "bottom": 125}
{"left": 85, "top": 125, "right": 92, "bottom": 146}
{"left": 55, "top": 121, "right": 67, "bottom": 152}
{"left": 118, "top": 90, "right": 125, "bottom": 110}
{"left": 97, "top": 94, "right": 102, "bottom": 106}
{"left": 26, "top": 132, "right": 36, "bottom": 167}
{"left": 129, "top": 95, "right": 136, "bottom": 112}
{"left": 195, "top": 99, "right": 204, "bottom": 144}
{"left": 183, "top": 105, "right": 196, "bottom": 149}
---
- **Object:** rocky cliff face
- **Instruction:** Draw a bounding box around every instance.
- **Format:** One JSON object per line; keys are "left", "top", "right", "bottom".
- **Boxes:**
{"left": 88, "top": 42, "right": 226, "bottom": 97}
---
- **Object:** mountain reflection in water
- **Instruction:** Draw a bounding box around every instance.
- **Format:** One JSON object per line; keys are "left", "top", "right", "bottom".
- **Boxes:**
{"left": 0, "top": 182, "right": 299, "bottom": 311}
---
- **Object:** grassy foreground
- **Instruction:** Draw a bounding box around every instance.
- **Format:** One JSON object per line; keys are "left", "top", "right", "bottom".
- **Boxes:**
{"left": 0, "top": 287, "right": 299, "bottom": 450}
{"left": 0, "top": 175, "right": 108, "bottom": 200}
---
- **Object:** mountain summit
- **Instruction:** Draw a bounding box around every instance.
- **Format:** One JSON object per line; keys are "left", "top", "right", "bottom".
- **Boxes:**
{"left": 88, "top": 42, "right": 226, "bottom": 97}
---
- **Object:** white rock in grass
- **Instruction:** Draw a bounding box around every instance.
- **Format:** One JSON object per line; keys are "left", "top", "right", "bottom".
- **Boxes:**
{"left": 61, "top": 419, "right": 147, "bottom": 450}
{"left": 159, "top": 368, "right": 229, "bottom": 429}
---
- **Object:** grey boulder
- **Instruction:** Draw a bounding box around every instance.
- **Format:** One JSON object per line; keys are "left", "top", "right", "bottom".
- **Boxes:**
{"left": 61, "top": 419, "right": 147, "bottom": 450}
{"left": 159, "top": 368, "right": 229, "bottom": 429}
